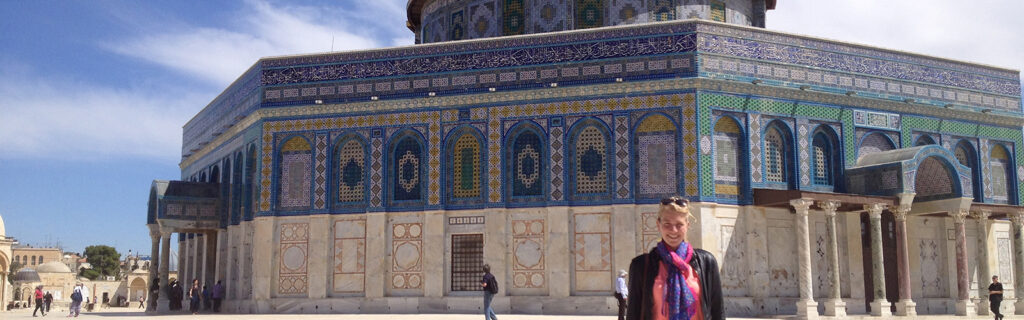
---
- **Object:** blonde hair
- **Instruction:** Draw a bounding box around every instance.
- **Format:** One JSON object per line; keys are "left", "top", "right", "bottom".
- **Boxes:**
{"left": 657, "top": 198, "right": 695, "bottom": 224}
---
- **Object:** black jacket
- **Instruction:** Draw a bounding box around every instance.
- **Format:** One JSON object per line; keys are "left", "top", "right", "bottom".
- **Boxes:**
{"left": 626, "top": 247, "right": 724, "bottom": 320}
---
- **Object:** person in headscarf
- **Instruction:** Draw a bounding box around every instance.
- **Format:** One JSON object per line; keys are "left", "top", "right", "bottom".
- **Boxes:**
{"left": 627, "top": 197, "right": 723, "bottom": 320}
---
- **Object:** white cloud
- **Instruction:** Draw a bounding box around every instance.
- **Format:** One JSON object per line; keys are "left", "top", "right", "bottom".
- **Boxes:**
{"left": 0, "top": 67, "right": 203, "bottom": 161}
{"left": 106, "top": 0, "right": 394, "bottom": 87}
{"left": 768, "top": 0, "right": 1024, "bottom": 73}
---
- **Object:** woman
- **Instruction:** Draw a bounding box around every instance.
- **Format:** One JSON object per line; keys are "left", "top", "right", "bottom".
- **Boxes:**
{"left": 188, "top": 279, "right": 201, "bottom": 315}
{"left": 627, "top": 197, "right": 723, "bottom": 320}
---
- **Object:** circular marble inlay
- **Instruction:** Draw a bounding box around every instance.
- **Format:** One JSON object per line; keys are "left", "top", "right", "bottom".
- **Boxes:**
{"left": 513, "top": 221, "right": 527, "bottom": 235}
{"left": 514, "top": 239, "right": 542, "bottom": 269}
{"left": 282, "top": 245, "right": 305, "bottom": 271}
{"left": 530, "top": 273, "right": 544, "bottom": 287}
{"left": 394, "top": 224, "right": 406, "bottom": 238}
{"left": 514, "top": 273, "right": 527, "bottom": 287}
{"left": 394, "top": 242, "right": 420, "bottom": 270}
{"left": 529, "top": 221, "right": 543, "bottom": 234}
{"left": 392, "top": 274, "right": 405, "bottom": 288}
{"left": 409, "top": 224, "right": 421, "bottom": 238}
{"left": 408, "top": 274, "right": 421, "bottom": 288}
{"left": 644, "top": 215, "right": 657, "bottom": 230}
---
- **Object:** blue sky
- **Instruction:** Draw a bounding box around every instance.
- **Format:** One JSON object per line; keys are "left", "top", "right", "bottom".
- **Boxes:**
{"left": 0, "top": 0, "right": 1020, "bottom": 261}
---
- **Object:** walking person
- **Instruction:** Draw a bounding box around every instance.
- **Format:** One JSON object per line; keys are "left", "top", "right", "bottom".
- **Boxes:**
{"left": 990, "top": 275, "right": 1004, "bottom": 320}
{"left": 188, "top": 279, "right": 201, "bottom": 315}
{"left": 480, "top": 264, "right": 498, "bottom": 320}
{"left": 212, "top": 280, "right": 224, "bottom": 312}
{"left": 139, "top": 295, "right": 145, "bottom": 309}
{"left": 615, "top": 270, "right": 629, "bottom": 320}
{"left": 43, "top": 291, "right": 52, "bottom": 313}
{"left": 202, "top": 284, "right": 211, "bottom": 310}
{"left": 32, "top": 285, "right": 45, "bottom": 317}
{"left": 68, "top": 283, "right": 85, "bottom": 317}
{"left": 627, "top": 197, "right": 724, "bottom": 320}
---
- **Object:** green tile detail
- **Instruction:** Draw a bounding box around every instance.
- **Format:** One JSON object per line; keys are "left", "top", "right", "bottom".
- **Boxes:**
{"left": 700, "top": 153, "right": 714, "bottom": 197}
{"left": 841, "top": 109, "right": 856, "bottom": 167}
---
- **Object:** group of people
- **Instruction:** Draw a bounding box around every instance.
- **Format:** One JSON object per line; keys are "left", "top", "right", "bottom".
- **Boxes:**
{"left": 30, "top": 286, "right": 50, "bottom": 317}
{"left": 481, "top": 196, "right": 725, "bottom": 320}
{"left": 147, "top": 277, "right": 225, "bottom": 314}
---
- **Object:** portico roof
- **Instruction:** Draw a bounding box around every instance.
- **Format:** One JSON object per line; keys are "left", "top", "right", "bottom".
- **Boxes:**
{"left": 753, "top": 188, "right": 898, "bottom": 212}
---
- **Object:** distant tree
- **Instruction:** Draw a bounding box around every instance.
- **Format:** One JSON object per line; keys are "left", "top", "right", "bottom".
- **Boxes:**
{"left": 83, "top": 245, "right": 121, "bottom": 280}
{"left": 7, "top": 261, "right": 23, "bottom": 283}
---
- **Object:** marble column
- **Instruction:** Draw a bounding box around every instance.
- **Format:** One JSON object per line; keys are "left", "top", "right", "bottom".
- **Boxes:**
{"left": 865, "top": 203, "right": 891, "bottom": 316}
{"left": 951, "top": 209, "right": 976, "bottom": 316}
{"left": 790, "top": 199, "right": 818, "bottom": 320}
{"left": 1010, "top": 212, "right": 1024, "bottom": 315}
{"left": 975, "top": 210, "right": 992, "bottom": 316}
{"left": 147, "top": 226, "right": 160, "bottom": 311}
{"left": 157, "top": 231, "right": 172, "bottom": 312}
{"left": 818, "top": 200, "right": 845, "bottom": 317}
{"left": 891, "top": 204, "right": 916, "bottom": 316}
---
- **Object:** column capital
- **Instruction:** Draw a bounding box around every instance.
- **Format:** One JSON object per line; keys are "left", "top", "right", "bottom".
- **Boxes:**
{"left": 1009, "top": 211, "right": 1024, "bottom": 225}
{"left": 864, "top": 203, "right": 887, "bottom": 219}
{"left": 971, "top": 210, "right": 991, "bottom": 221}
{"left": 950, "top": 209, "right": 970, "bottom": 224}
{"left": 818, "top": 200, "right": 841, "bottom": 217}
{"left": 892, "top": 203, "right": 912, "bottom": 221}
{"left": 790, "top": 198, "right": 814, "bottom": 216}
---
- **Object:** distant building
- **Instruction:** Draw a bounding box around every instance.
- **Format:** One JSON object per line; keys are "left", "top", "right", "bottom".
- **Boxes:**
{"left": 12, "top": 247, "right": 61, "bottom": 268}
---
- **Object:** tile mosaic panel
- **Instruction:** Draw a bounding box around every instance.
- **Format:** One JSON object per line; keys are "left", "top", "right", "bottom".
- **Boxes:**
{"left": 278, "top": 223, "right": 309, "bottom": 295}
{"left": 647, "top": 0, "right": 674, "bottom": 21}
{"left": 503, "top": 0, "right": 526, "bottom": 35}
{"left": 334, "top": 219, "right": 366, "bottom": 293}
{"left": 371, "top": 134, "right": 384, "bottom": 208}
{"left": 573, "top": 212, "right": 612, "bottom": 292}
{"left": 391, "top": 222, "right": 424, "bottom": 289}
{"left": 530, "top": 0, "right": 569, "bottom": 33}
{"left": 997, "top": 234, "right": 1013, "bottom": 286}
{"left": 510, "top": 127, "right": 545, "bottom": 198}
{"left": 451, "top": 132, "right": 484, "bottom": 199}
{"left": 608, "top": 0, "right": 645, "bottom": 25}
{"left": 550, "top": 126, "right": 565, "bottom": 201}
{"left": 572, "top": 124, "right": 610, "bottom": 196}
{"left": 614, "top": 115, "right": 630, "bottom": 198}
{"left": 512, "top": 218, "right": 546, "bottom": 288}
{"left": 314, "top": 134, "right": 327, "bottom": 209}
{"left": 335, "top": 136, "right": 366, "bottom": 203}
{"left": 681, "top": 95, "right": 698, "bottom": 197}
{"left": 857, "top": 132, "right": 896, "bottom": 160}
{"left": 278, "top": 136, "right": 312, "bottom": 210}
{"left": 469, "top": 0, "right": 499, "bottom": 39}
{"left": 391, "top": 134, "right": 425, "bottom": 202}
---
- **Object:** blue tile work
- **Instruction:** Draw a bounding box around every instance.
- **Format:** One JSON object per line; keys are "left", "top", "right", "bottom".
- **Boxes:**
{"left": 634, "top": 112, "right": 679, "bottom": 199}
{"left": 507, "top": 123, "right": 547, "bottom": 203}
{"left": 445, "top": 126, "right": 488, "bottom": 207}
{"left": 575, "top": 0, "right": 604, "bottom": 29}
{"left": 613, "top": 115, "right": 630, "bottom": 199}
{"left": 503, "top": 0, "right": 526, "bottom": 35}
{"left": 276, "top": 135, "right": 313, "bottom": 211}
{"left": 568, "top": 117, "right": 613, "bottom": 202}
{"left": 313, "top": 133, "right": 328, "bottom": 210}
{"left": 529, "top": 0, "right": 569, "bottom": 33}
{"left": 608, "top": 0, "right": 646, "bottom": 25}
{"left": 450, "top": 10, "right": 466, "bottom": 41}
{"left": 389, "top": 130, "right": 427, "bottom": 205}
{"left": 469, "top": 0, "right": 499, "bottom": 39}
{"left": 332, "top": 133, "right": 369, "bottom": 211}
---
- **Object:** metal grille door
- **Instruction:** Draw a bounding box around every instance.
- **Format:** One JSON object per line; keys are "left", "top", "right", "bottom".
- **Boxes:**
{"left": 451, "top": 233, "right": 484, "bottom": 291}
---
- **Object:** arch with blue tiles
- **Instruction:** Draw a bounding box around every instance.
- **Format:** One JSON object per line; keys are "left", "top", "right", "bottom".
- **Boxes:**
{"left": 712, "top": 114, "right": 746, "bottom": 201}
{"left": 567, "top": 117, "right": 614, "bottom": 203}
{"left": 387, "top": 129, "right": 428, "bottom": 209}
{"left": 444, "top": 125, "right": 487, "bottom": 207}
{"left": 504, "top": 120, "right": 548, "bottom": 205}
{"left": 632, "top": 112, "right": 681, "bottom": 200}
{"left": 276, "top": 135, "right": 314, "bottom": 211}
{"left": 989, "top": 143, "right": 1016, "bottom": 204}
{"left": 332, "top": 132, "right": 370, "bottom": 211}
{"left": 953, "top": 139, "right": 982, "bottom": 202}
{"left": 810, "top": 124, "right": 842, "bottom": 191}
{"left": 762, "top": 119, "right": 795, "bottom": 189}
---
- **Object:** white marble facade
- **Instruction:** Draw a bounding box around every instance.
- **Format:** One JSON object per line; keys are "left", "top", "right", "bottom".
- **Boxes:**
{"left": 191, "top": 203, "right": 1016, "bottom": 316}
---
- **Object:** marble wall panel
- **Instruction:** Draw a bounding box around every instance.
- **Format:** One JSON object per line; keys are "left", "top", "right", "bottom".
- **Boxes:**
{"left": 719, "top": 218, "right": 747, "bottom": 297}
{"left": 512, "top": 217, "right": 547, "bottom": 289}
{"left": 639, "top": 211, "right": 660, "bottom": 253}
{"left": 573, "top": 212, "right": 612, "bottom": 293}
{"left": 997, "top": 231, "right": 1013, "bottom": 292}
{"left": 333, "top": 218, "right": 366, "bottom": 294}
{"left": 391, "top": 220, "right": 424, "bottom": 291}
{"left": 277, "top": 222, "right": 309, "bottom": 295}
{"left": 767, "top": 219, "right": 798, "bottom": 297}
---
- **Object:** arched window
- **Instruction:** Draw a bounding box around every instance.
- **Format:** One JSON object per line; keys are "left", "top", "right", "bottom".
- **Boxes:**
{"left": 764, "top": 127, "right": 784, "bottom": 183}
{"left": 199, "top": 172, "right": 207, "bottom": 182}
{"left": 334, "top": 134, "right": 367, "bottom": 205}
{"left": 278, "top": 136, "right": 312, "bottom": 210}
{"left": 31, "top": 256, "right": 36, "bottom": 265}
{"left": 211, "top": 166, "right": 220, "bottom": 184}
{"left": 389, "top": 130, "right": 426, "bottom": 206}
{"left": 714, "top": 117, "right": 743, "bottom": 198}
{"left": 38, "top": 256, "right": 43, "bottom": 264}
{"left": 858, "top": 132, "right": 895, "bottom": 159}
{"left": 634, "top": 114, "right": 678, "bottom": 199}
{"left": 815, "top": 133, "right": 831, "bottom": 184}
{"left": 569, "top": 119, "right": 612, "bottom": 200}
{"left": 914, "top": 135, "right": 936, "bottom": 146}
{"left": 244, "top": 145, "right": 257, "bottom": 219}
{"left": 990, "top": 144, "right": 1014, "bottom": 203}
{"left": 506, "top": 123, "right": 546, "bottom": 201}
{"left": 954, "top": 141, "right": 982, "bottom": 202}
{"left": 446, "top": 128, "right": 485, "bottom": 203}
{"left": 575, "top": 0, "right": 604, "bottom": 29}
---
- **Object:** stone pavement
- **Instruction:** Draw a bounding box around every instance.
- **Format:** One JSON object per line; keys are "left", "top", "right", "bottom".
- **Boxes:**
{"left": 1, "top": 307, "right": 1018, "bottom": 319}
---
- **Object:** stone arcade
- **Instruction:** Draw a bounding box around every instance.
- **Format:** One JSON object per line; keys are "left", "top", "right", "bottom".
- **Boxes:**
{"left": 145, "top": 0, "right": 1024, "bottom": 317}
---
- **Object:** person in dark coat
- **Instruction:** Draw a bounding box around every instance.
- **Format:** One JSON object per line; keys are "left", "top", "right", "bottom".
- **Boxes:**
{"left": 989, "top": 275, "right": 1004, "bottom": 320}
{"left": 188, "top": 279, "right": 201, "bottom": 315}
{"left": 43, "top": 291, "right": 52, "bottom": 313}
{"left": 627, "top": 197, "right": 723, "bottom": 320}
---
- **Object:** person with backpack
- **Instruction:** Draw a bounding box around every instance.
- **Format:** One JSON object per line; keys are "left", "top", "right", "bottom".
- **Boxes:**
{"left": 69, "top": 284, "right": 84, "bottom": 317}
{"left": 480, "top": 264, "right": 498, "bottom": 320}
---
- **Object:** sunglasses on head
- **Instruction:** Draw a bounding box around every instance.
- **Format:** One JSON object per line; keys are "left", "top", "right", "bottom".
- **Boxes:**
{"left": 660, "top": 197, "right": 688, "bottom": 207}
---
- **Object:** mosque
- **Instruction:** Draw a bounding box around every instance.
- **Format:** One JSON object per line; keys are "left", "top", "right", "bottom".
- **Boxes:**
{"left": 146, "top": 1, "right": 1024, "bottom": 318}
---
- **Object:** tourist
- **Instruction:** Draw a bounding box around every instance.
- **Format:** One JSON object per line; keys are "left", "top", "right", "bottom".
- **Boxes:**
{"left": 188, "top": 279, "right": 201, "bottom": 315}
{"left": 139, "top": 295, "right": 145, "bottom": 309}
{"left": 202, "top": 284, "right": 211, "bottom": 310}
{"left": 32, "top": 285, "right": 45, "bottom": 317}
{"left": 149, "top": 276, "right": 159, "bottom": 310}
{"left": 170, "top": 280, "right": 182, "bottom": 310}
{"left": 627, "top": 197, "right": 723, "bottom": 320}
{"left": 615, "top": 270, "right": 629, "bottom": 320}
{"left": 990, "top": 275, "right": 1004, "bottom": 320}
{"left": 480, "top": 264, "right": 498, "bottom": 320}
{"left": 212, "top": 280, "right": 224, "bottom": 312}
{"left": 43, "top": 291, "right": 52, "bottom": 313}
{"left": 69, "top": 283, "right": 85, "bottom": 317}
